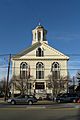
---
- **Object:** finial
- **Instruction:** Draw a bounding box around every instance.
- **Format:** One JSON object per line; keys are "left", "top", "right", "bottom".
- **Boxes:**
{"left": 38, "top": 22, "right": 41, "bottom": 26}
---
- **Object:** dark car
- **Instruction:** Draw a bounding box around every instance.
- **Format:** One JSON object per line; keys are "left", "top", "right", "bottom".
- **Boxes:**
{"left": 56, "top": 93, "right": 79, "bottom": 103}
{"left": 7, "top": 94, "right": 38, "bottom": 105}
{"left": 0, "top": 92, "right": 4, "bottom": 98}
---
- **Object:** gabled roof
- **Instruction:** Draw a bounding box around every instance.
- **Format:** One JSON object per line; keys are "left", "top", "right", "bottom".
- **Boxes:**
{"left": 12, "top": 42, "right": 41, "bottom": 58}
{"left": 12, "top": 41, "right": 69, "bottom": 60}
{"left": 42, "top": 42, "right": 69, "bottom": 59}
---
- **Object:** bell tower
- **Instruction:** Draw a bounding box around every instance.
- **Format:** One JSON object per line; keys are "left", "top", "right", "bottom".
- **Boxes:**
{"left": 32, "top": 23, "right": 48, "bottom": 44}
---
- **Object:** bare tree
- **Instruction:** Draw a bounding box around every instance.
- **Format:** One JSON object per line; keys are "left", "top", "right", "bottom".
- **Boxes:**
{"left": 0, "top": 77, "right": 6, "bottom": 95}
{"left": 11, "top": 75, "right": 26, "bottom": 95}
{"left": 47, "top": 75, "right": 68, "bottom": 97}
{"left": 76, "top": 70, "right": 80, "bottom": 86}
{"left": 0, "top": 77, "right": 12, "bottom": 100}
{"left": 10, "top": 75, "right": 35, "bottom": 96}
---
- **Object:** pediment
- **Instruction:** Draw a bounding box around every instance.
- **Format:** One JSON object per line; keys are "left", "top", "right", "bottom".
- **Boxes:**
{"left": 12, "top": 42, "right": 69, "bottom": 60}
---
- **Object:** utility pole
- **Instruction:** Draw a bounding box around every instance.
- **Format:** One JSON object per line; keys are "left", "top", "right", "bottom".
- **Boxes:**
{"left": 5, "top": 54, "right": 11, "bottom": 100}
{"left": 73, "top": 76, "right": 75, "bottom": 93}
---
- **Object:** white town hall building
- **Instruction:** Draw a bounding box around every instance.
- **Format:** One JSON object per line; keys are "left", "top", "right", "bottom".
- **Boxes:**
{"left": 11, "top": 24, "right": 69, "bottom": 99}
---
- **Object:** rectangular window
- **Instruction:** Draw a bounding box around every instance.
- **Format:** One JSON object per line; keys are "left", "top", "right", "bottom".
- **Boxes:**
{"left": 36, "top": 71, "right": 44, "bottom": 79}
{"left": 52, "top": 71, "right": 60, "bottom": 80}
{"left": 35, "top": 82, "right": 45, "bottom": 89}
{"left": 20, "top": 71, "right": 27, "bottom": 79}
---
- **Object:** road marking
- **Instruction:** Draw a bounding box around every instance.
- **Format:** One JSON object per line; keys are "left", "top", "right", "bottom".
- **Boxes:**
{"left": 45, "top": 107, "right": 80, "bottom": 111}
{"left": 0, "top": 106, "right": 79, "bottom": 111}
{"left": 26, "top": 106, "right": 46, "bottom": 108}
{"left": 26, "top": 106, "right": 46, "bottom": 109}
{"left": 0, "top": 108, "right": 26, "bottom": 111}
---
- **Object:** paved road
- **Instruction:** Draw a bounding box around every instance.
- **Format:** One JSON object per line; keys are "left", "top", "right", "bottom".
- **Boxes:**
{"left": 0, "top": 102, "right": 80, "bottom": 109}
{"left": 0, "top": 107, "right": 80, "bottom": 120}
{"left": 0, "top": 102, "right": 80, "bottom": 120}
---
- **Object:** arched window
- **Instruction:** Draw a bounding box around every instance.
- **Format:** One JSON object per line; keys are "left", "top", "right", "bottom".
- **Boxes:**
{"left": 36, "top": 47, "right": 44, "bottom": 57}
{"left": 20, "top": 62, "right": 29, "bottom": 79}
{"left": 51, "top": 62, "right": 60, "bottom": 80}
{"left": 36, "top": 62, "right": 44, "bottom": 79}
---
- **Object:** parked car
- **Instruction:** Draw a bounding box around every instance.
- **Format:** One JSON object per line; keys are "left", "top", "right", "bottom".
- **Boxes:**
{"left": 77, "top": 98, "right": 80, "bottom": 103}
{"left": 77, "top": 99, "right": 80, "bottom": 103}
{"left": 7, "top": 94, "right": 38, "bottom": 105}
{"left": 35, "top": 93, "right": 47, "bottom": 100}
{"left": 0, "top": 92, "right": 4, "bottom": 98}
{"left": 56, "top": 93, "right": 79, "bottom": 103}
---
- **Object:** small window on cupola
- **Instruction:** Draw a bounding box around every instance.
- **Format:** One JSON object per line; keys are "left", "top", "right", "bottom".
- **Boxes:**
{"left": 35, "top": 33, "right": 36, "bottom": 39}
{"left": 38, "top": 31, "right": 41, "bottom": 41}
{"left": 32, "top": 24, "right": 48, "bottom": 44}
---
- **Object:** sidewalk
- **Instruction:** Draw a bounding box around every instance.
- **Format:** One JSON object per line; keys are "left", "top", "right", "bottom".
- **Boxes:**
{"left": 36, "top": 100, "right": 54, "bottom": 105}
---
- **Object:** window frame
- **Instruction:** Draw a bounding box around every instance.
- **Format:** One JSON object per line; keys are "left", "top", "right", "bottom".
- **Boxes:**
{"left": 20, "top": 62, "right": 29, "bottom": 79}
{"left": 36, "top": 62, "right": 44, "bottom": 79}
{"left": 51, "top": 62, "right": 60, "bottom": 80}
{"left": 36, "top": 47, "right": 44, "bottom": 57}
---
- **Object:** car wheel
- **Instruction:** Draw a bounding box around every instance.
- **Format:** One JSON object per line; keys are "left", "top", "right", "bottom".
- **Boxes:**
{"left": 11, "top": 100, "right": 16, "bottom": 105}
{"left": 39, "top": 97, "right": 42, "bottom": 100}
{"left": 57, "top": 100, "right": 61, "bottom": 103}
{"left": 28, "top": 100, "right": 33, "bottom": 105}
{"left": 77, "top": 99, "right": 80, "bottom": 103}
{"left": 73, "top": 99, "right": 76, "bottom": 103}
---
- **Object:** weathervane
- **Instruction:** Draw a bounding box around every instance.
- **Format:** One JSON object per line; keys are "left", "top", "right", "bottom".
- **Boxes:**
{"left": 38, "top": 18, "right": 41, "bottom": 26}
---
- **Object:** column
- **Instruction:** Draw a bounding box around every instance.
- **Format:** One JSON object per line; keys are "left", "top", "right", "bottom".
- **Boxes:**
{"left": 41, "top": 30, "right": 43, "bottom": 41}
{"left": 36, "top": 30, "right": 38, "bottom": 41}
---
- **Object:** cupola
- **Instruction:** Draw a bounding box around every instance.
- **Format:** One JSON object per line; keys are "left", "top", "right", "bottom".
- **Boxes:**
{"left": 32, "top": 23, "right": 48, "bottom": 44}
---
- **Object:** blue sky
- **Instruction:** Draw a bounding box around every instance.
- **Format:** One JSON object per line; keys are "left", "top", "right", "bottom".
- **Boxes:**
{"left": 0, "top": 0, "right": 80, "bottom": 79}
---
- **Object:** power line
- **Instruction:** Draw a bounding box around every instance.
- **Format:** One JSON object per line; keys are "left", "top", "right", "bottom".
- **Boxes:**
{"left": 0, "top": 53, "right": 80, "bottom": 56}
